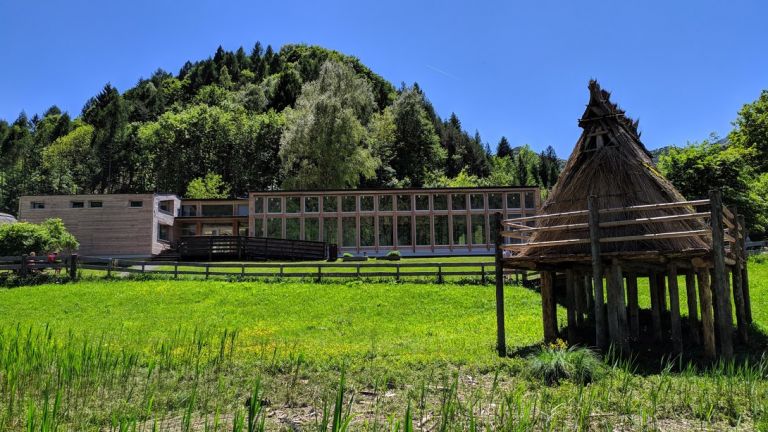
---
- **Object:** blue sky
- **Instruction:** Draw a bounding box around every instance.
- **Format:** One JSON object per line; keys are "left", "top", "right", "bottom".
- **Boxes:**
{"left": 1, "top": 0, "right": 766, "bottom": 157}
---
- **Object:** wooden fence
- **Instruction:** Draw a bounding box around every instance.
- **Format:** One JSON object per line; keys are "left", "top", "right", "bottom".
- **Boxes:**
{"left": 177, "top": 236, "right": 328, "bottom": 261}
{"left": 1, "top": 254, "right": 526, "bottom": 284}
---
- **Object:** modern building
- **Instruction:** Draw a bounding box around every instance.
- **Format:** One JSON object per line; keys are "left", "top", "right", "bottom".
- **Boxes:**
{"left": 18, "top": 187, "right": 540, "bottom": 257}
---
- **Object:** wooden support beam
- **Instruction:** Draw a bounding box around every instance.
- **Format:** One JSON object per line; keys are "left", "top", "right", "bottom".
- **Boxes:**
{"left": 668, "top": 265, "right": 683, "bottom": 355}
{"left": 588, "top": 195, "right": 607, "bottom": 349}
{"left": 738, "top": 215, "right": 752, "bottom": 324}
{"left": 649, "top": 272, "right": 663, "bottom": 342}
{"left": 540, "top": 271, "right": 558, "bottom": 343}
{"left": 697, "top": 269, "right": 716, "bottom": 359}
{"left": 566, "top": 269, "right": 578, "bottom": 344}
{"left": 626, "top": 274, "right": 640, "bottom": 341}
{"left": 607, "top": 259, "right": 628, "bottom": 351}
{"left": 584, "top": 273, "right": 595, "bottom": 322}
{"left": 574, "top": 271, "right": 585, "bottom": 328}
{"left": 732, "top": 262, "right": 748, "bottom": 344}
{"left": 709, "top": 189, "right": 734, "bottom": 359}
{"left": 494, "top": 213, "right": 506, "bottom": 357}
{"left": 656, "top": 272, "right": 668, "bottom": 315}
{"left": 684, "top": 272, "right": 700, "bottom": 345}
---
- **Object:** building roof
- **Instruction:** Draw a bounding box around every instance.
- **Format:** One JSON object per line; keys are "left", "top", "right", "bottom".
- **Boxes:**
{"left": 518, "top": 80, "right": 709, "bottom": 257}
{"left": 0, "top": 213, "right": 17, "bottom": 225}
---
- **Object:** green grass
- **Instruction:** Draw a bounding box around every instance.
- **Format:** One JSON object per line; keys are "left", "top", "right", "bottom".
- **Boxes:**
{"left": 0, "top": 259, "right": 765, "bottom": 430}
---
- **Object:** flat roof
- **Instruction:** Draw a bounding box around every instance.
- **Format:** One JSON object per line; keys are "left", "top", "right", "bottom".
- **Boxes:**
{"left": 249, "top": 186, "right": 537, "bottom": 194}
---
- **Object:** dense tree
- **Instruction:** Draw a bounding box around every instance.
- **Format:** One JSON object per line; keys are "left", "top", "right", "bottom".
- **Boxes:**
{"left": 82, "top": 84, "right": 128, "bottom": 192}
{"left": 537, "top": 146, "right": 560, "bottom": 188}
{"left": 729, "top": 90, "right": 768, "bottom": 172}
{"left": 497, "top": 136, "right": 513, "bottom": 158}
{"left": 185, "top": 173, "right": 232, "bottom": 199}
{"left": 279, "top": 60, "right": 378, "bottom": 189}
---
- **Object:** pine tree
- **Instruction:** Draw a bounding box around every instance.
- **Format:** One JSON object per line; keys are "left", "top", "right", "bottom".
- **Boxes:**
{"left": 497, "top": 136, "right": 513, "bottom": 158}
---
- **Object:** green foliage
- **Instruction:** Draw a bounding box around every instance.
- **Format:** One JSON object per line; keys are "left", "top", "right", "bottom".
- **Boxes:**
{"left": 279, "top": 60, "right": 378, "bottom": 189}
{"left": 658, "top": 138, "right": 768, "bottom": 237}
{"left": 185, "top": 173, "right": 232, "bottom": 199}
{"left": 526, "top": 342, "right": 604, "bottom": 385}
{"left": 0, "top": 218, "right": 78, "bottom": 255}
{"left": 729, "top": 90, "right": 768, "bottom": 172}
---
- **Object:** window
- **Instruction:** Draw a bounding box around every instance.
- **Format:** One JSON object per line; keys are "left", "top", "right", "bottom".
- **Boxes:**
{"left": 268, "top": 197, "right": 282, "bottom": 213}
{"left": 524, "top": 191, "right": 536, "bottom": 209}
{"left": 201, "top": 223, "right": 233, "bottom": 236}
{"left": 323, "top": 196, "right": 338, "bottom": 213}
{"left": 433, "top": 194, "right": 448, "bottom": 211}
{"left": 397, "top": 216, "right": 412, "bottom": 246}
{"left": 253, "top": 220, "right": 264, "bottom": 237}
{"left": 253, "top": 197, "right": 264, "bottom": 214}
{"left": 286, "top": 218, "right": 300, "bottom": 240}
{"left": 323, "top": 217, "right": 338, "bottom": 244}
{"left": 267, "top": 218, "right": 282, "bottom": 238}
{"left": 31, "top": 202, "right": 45, "bottom": 209}
{"left": 89, "top": 201, "right": 103, "bottom": 208}
{"left": 201, "top": 204, "right": 232, "bottom": 217}
{"left": 157, "top": 224, "right": 170, "bottom": 242}
{"left": 342, "top": 217, "right": 356, "bottom": 247}
{"left": 360, "top": 216, "right": 374, "bottom": 246}
{"left": 71, "top": 201, "right": 84, "bottom": 208}
{"left": 451, "top": 194, "right": 466, "bottom": 211}
{"left": 397, "top": 195, "right": 411, "bottom": 211}
{"left": 180, "top": 223, "right": 197, "bottom": 236}
{"left": 415, "top": 195, "right": 430, "bottom": 211}
{"left": 238, "top": 225, "right": 248, "bottom": 236}
{"left": 452, "top": 215, "right": 467, "bottom": 245}
{"left": 360, "top": 195, "right": 374, "bottom": 212}
{"left": 434, "top": 215, "right": 449, "bottom": 245}
{"left": 157, "top": 201, "right": 171, "bottom": 213}
{"left": 236, "top": 204, "right": 249, "bottom": 216}
{"left": 378, "top": 216, "right": 393, "bottom": 246}
{"left": 507, "top": 193, "right": 521, "bottom": 209}
{"left": 180, "top": 204, "right": 197, "bottom": 216}
{"left": 471, "top": 215, "right": 487, "bottom": 245}
{"left": 286, "top": 197, "right": 300, "bottom": 213}
{"left": 304, "top": 196, "right": 319, "bottom": 213}
{"left": 470, "top": 194, "right": 484, "bottom": 210}
{"left": 378, "top": 195, "right": 393, "bottom": 211}
{"left": 415, "top": 216, "right": 431, "bottom": 245}
{"left": 129, "top": 200, "right": 143, "bottom": 208}
{"left": 304, "top": 218, "right": 320, "bottom": 241}
{"left": 488, "top": 193, "right": 502, "bottom": 210}
{"left": 342, "top": 196, "right": 356, "bottom": 212}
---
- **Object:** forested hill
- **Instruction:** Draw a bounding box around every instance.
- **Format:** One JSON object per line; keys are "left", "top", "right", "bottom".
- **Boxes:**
{"left": 0, "top": 43, "right": 562, "bottom": 215}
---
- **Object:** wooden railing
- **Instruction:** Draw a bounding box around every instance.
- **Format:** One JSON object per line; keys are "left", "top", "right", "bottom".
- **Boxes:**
{"left": 499, "top": 194, "right": 744, "bottom": 259}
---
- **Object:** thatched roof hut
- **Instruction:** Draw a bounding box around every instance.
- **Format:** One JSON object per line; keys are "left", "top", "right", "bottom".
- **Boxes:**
{"left": 493, "top": 81, "right": 751, "bottom": 360}
{"left": 519, "top": 80, "right": 709, "bottom": 257}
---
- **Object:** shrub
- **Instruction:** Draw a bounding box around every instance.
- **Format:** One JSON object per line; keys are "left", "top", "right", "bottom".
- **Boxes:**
{"left": 526, "top": 342, "right": 603, "bottom": 386}
{"left": 386, "top": 250, "right": 401, "bottom": 257}
{"left": 342, "top": 252, "right": 354, "bottom": 258}
{"left": 0, "top": 218, "right": 79, "bottom": 256}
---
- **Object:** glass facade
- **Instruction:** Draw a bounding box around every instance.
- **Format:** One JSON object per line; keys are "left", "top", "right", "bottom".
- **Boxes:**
{"left": 246, "top": 188, "right": 538, "bottom": 254}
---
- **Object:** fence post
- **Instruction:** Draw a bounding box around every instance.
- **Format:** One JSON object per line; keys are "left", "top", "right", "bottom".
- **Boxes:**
{"left": 107, "top": 258, "right": 113, "bottom": 278}
{"left": 20, "top": 255, "right": 28, "bottom": 277}
{"left": 279, "top": 264, "right": 284, "bottom": 278}
{"left": 396, "top": 263, "right": 400, "bottom": 282}
{"left": 241, "top": 264, "right": 246, "bottom": 277}
{"left": 141, "top": 262, "right": 145, "bottom": 273}
{"left": 205, "top": 264, "right": 210, "bottom": 280}
{"left": 174, "top": 263, "right": 179, "bottom": 279}
{"left": 437, "top": 264, "right": 443, "bottom": 284}
{"left": 494, "top": 212, "right": 506, "bottom": 357}
{"left": 709, "top": 189, "right": 733, "bottom": 359}
{"left": 481, "top": 263, "right": 486, "bottom": 284}
{"left": 317, "top": 265, "right": 322, "bottom": 282}
{"left": 356, "top": 264, "right": 361, "bottom": 279}
{"left": 69, "top": 254, "right": 78, "bottom": 280}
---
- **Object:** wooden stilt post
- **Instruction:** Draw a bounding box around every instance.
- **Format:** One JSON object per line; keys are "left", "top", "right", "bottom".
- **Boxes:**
{"left": 738, "top": 215, "right": 752, "bottom": 323}
{"left": 626, "top": 273, "right": 639, "bottom": 341}
{"left": 607, "top": 259, "right": 627, "bottom": 350}
{"left": 731, "top": 215, "right": 748, "bottom": 344}
{"left": 566, "top": 269, "right": 578, "bottom": 344}
{"left": 709, "top": 189, "right": 734, "bottom": 359}
{"left": 540, "top": 271, "right": 558, "bottom": 343}
{"left": 668, "top": 264, "right": 683, "bottom": 355}
{"left": 588, "top": 195, "right": 607, "bottom": 349}
{"left": 649, "top": 271, "right": 663, "bottom": 342}
{"left": 656, "top": 273, "right": 668, "bottom": 315}
{"left": 697, "top": 268, "right": 716, "bottom": 359}
{"left": 574, "top": 272, "right": 585, "bottom": 328}
{"left": 584, "top": 273, "right": 594, "bottom": 322}
{"left": 685, "top": 272, "right": 700, "bottom": 345}
{"left": 493, "top": 213, "right": 506, "bottom": 357}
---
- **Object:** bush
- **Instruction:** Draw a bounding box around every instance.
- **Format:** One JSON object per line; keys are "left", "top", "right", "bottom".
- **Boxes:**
{"left": 342, "top": 252, "right": 354, "bottom": 258}
{"left": 386, "top": 250, "right": 401, "bottom": 258}
{"left": 526, "top": 341, "right": 603, "bottom": 386}
{"left": 0, "top": 218, "right": 78, "bottom": 256}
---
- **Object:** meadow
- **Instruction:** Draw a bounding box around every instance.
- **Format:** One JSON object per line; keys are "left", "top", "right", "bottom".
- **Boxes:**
{"left": 0, "top": 259, "right": 766, "bottom": 431}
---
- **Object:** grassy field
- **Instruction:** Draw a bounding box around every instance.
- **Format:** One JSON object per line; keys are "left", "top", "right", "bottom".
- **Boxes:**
{"left": 0, "top": 259, "right": 766, "bottom": 430}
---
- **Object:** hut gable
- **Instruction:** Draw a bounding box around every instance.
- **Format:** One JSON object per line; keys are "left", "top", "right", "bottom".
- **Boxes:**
{"left": 521, "top": 80, "right": 709, "bottom": 256}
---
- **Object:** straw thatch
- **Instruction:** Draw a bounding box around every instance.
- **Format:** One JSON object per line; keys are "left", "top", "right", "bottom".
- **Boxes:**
{"left": 520, "top": 80, "right": 710, "bottom": 257}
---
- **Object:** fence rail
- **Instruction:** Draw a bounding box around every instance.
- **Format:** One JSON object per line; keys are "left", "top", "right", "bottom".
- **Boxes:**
{"left": 1, "top": 254, "right": 526, "bottom": 284}
{"left": 177, "top": 236, "right": 328, "bottom": 261}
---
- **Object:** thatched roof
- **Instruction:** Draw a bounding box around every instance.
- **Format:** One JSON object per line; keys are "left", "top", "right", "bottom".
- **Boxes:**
{"left": 519, "top": 80, "right": 709, "bottom": 257}
{"left": 0, "top": 213, "right": 16, "bottom": 225}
